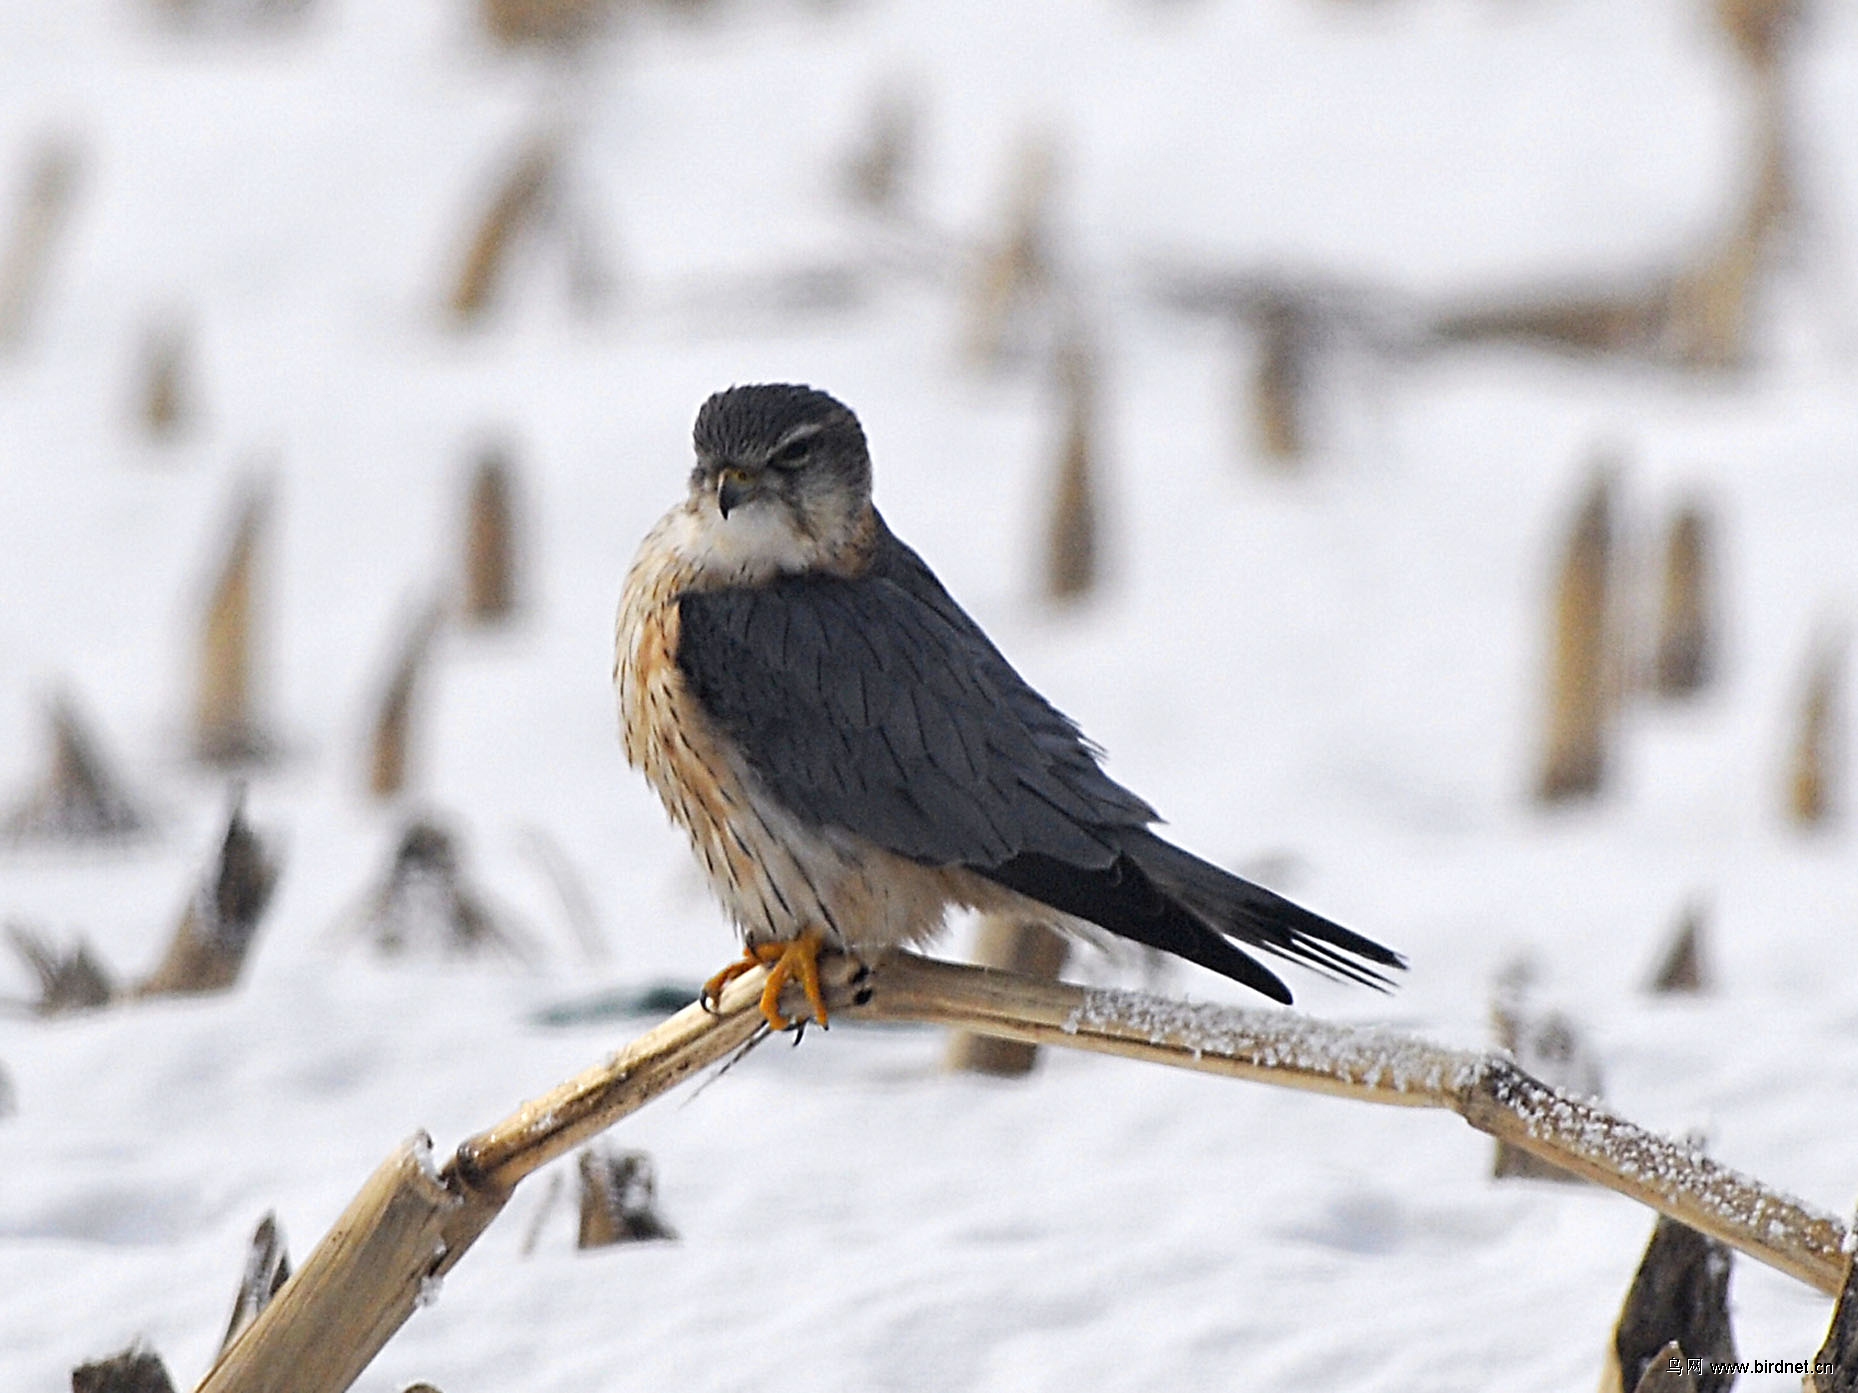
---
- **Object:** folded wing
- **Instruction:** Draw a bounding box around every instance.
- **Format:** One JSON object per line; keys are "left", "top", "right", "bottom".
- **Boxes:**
{"left": 674, "top": 525, "right": 1403, "bottom": 1002}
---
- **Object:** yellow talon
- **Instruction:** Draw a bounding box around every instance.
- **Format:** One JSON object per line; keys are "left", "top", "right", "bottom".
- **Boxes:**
{"left": 701, "top": 930, "right": 829, "bottom": 1031}
{"left": 699, "top": 954, "right": 757, "bottom": 1012}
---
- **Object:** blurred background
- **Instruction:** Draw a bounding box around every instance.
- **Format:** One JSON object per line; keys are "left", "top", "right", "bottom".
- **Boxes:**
{"left": 5, "top": 1, "right": 1858, "bottom": 1390}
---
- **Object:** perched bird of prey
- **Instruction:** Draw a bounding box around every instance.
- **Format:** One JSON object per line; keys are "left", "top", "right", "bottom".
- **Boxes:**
{"left": 617, "top": 384, "right": 1403, "bottom": 1031}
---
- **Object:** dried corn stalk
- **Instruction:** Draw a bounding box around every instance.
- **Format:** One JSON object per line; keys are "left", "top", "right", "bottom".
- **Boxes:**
{"left": 138, "top": 795, "right": 281, "bottom": 997}
{"left": 138, "top": 320, "right": 192, "bottom": 442}
{"left": 1786, "top": 638, "right": 1843, "bottom": 828}
{"left": 73, "top": 1348, "right": 176, "bottom": 1393}
{"left": 1602, "top": 1217, "right": 1737, "bottom": 1393}
{"left": 1491, "top": 984, "right": 1604, "bottom": 1182}
{"left": 1, "top": 692, "right": 149, "bottom": 842}
{"left": 945, "top": 916, "right": 1070, "bottom": 1076}
{"left": 841, "top": 89, "right": 916, "bottom": 215}
{"left": 961, "top": 135, "right": 1057, "bottom": 367}
{"left": 576, "top": 1146, "right": 676, "bottom": 1247}
{"left": 1651, "top": 501, "right": 1715, "bottom": 697}
{"left": 194, "top": 483, "right": 276, "bottom": 766}
{"left": 367, "top": 603, "right": 446, "bottom": 800}
{"left": 344, "top": 819, "right": 528, "bottom": 960}
{"left": 221, "top": 1214, "right": 292, "bottom": 1355}
{"left": 463, "top": 446, "right": 517, "bottom": 623}
{"left": 1646, "top": 901, "right": 1709, "bottom": 995}
{"left": 193, "top": 953, "right": 1857, "bottom": 1393}
{"left": 449, "top": 136, "right": 559, "bottom": 324}
{"left": 481, "top": 0, "right": 608, "bottom": 49}
{"left": 1806, "top": 1252, "right": 1858, "bottom": 1393}
{"left": 1249, "top": 295, "right": 1311, "bottom": 465}
{"left": 1042, "top": 332, "right": 1099, "bottom": 603}
{"left": 1537, "top": 467, "right": 1619, "bottom": 803}
{"left": 0, "top": 138, "right": 79, "bottom": 349}
{"left": 6, "top": 923, "right": 115, "bottom": 1013}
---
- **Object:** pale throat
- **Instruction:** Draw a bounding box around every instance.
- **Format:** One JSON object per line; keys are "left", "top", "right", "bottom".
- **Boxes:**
{"left": 664, "top": 491, "right": 872, "bottom": 587}
{"left": 663, "top": 494, "right": 824, "bottom": 587}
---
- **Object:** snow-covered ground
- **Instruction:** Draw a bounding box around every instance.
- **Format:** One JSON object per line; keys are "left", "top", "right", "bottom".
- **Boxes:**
{"left": 6, "top": 1, "right": 1858, "bottom": 1388}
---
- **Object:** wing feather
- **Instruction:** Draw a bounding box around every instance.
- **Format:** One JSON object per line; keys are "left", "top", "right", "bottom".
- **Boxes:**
{"left": 675, "top": 537, "right": 1139, "bottom": 873}
{"left": 671, "top": 521, "right": 1403, "bottom": 1001}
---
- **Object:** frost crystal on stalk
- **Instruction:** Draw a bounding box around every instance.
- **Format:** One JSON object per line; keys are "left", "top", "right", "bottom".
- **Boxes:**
{"left": 1061, "top": 984, "right": 1481, "bottom": 1097}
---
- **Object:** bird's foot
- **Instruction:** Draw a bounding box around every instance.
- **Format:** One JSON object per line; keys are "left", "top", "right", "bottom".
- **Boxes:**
{"left": 700, "top": 930, "right": 830, "bottom": 1032}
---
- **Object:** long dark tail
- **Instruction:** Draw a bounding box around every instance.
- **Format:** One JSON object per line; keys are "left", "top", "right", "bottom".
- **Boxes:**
{"left": 1125, "top": 831, "right": 1403, "bottom": 990}
{"left": 979, "top": 832, "right": 1403, "bottom": 1005}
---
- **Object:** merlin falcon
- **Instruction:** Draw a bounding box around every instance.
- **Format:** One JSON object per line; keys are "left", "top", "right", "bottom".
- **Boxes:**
{"left": 616, "top": 384, "right": 1404, "bottom": 1031}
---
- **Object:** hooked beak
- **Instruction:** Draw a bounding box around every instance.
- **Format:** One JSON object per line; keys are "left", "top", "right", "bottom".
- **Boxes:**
{"left": 717, "top": 467, "right": 753, "bottom": 519}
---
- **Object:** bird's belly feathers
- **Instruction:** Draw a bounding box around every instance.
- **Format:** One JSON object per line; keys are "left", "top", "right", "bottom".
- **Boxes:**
{"left": 616, "top": 528, "right": 963, "bottom": 952}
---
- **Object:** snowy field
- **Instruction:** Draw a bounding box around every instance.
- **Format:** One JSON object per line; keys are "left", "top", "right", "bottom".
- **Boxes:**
{"left": 6, "top": 1, "right": 1858, "bottom": 1389}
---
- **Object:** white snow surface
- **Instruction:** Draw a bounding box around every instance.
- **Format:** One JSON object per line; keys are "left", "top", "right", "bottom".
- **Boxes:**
{"left": 6, "top": 1, "right": 1858, "bottom": 1389}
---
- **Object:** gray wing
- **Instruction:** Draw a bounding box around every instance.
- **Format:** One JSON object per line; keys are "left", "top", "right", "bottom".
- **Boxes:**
{"left": 674, "top": 529, "right": 1156, "bottom": 872}
{"left": 675, "top": 521, "right": 1405, "bottom": 1002}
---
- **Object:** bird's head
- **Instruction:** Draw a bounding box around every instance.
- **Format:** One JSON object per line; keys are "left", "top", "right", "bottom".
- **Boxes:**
{"left": 686, "top": 384, "right": 875, "bottom": 575}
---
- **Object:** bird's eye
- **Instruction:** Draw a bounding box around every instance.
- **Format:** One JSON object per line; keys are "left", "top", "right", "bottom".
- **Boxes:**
{"left": 767, "top": 436, "right": 813, "bottom": 470}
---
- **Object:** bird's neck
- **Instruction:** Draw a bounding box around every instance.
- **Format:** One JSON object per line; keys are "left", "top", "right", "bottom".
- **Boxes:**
{"left": 633, "top": 496, "right": 882, "bottom": 595}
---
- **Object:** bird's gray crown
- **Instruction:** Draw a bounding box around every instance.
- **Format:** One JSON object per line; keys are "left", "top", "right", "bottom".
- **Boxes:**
{"left": 693, "top": 384, "right": 865, "bottom": 464}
